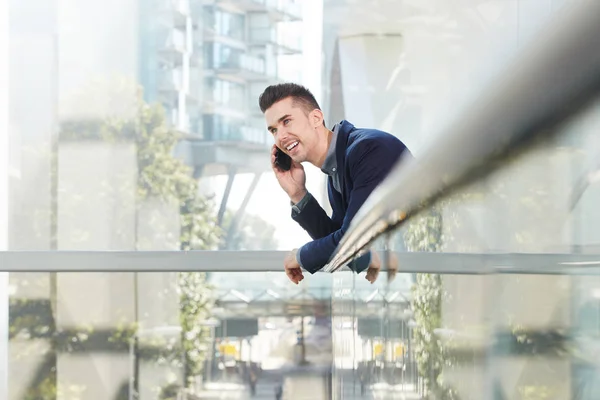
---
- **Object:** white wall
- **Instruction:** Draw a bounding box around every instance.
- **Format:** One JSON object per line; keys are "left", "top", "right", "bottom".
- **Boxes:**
{"left": 58, "top": 0, "right": 140, "bottom": 121}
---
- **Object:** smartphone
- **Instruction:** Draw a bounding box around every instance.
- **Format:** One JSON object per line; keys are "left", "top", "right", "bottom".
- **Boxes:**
{"left": 274, "top": 147, "right": 292, "bottom": 171}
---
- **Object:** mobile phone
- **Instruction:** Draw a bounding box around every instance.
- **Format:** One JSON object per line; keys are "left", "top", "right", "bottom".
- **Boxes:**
{"left": 274, "top": 147, "right": 292, "bottom": 171}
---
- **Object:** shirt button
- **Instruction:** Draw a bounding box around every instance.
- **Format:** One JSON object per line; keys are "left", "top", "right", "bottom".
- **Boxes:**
{"left": 332, "top": 168, "right": 336, "bottom": 172}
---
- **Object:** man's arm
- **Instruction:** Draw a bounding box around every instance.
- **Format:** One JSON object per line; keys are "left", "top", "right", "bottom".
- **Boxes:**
{"left": 297, "top": 139, "right": 406, "bottom": 274}
{"left": 291, "top": 191, "right": 340, "bottom": 240}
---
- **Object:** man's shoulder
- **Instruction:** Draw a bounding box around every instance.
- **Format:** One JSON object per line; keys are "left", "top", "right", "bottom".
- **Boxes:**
{"left": 345, "top": 125, "right": 408, "bottom": 156}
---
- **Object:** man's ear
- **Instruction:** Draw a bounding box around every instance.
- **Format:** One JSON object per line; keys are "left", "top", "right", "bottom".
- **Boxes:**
{"left": 310, "top": 109, "right": 324, "bottom": 128}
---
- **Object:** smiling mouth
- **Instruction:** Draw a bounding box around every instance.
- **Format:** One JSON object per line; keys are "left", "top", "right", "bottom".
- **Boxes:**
{"left": 286, "top": 141, "right": 299, "bottom": 151}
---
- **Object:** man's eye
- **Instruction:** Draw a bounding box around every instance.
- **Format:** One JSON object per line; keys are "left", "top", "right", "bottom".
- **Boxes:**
{"left": 283, "top": 119, "right": 290, "bottom": 125}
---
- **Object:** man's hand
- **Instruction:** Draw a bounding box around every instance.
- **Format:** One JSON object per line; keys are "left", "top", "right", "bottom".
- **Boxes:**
{"left": 271, "top": 145, "right": 307, "bottom": 203}
{"left": 365, "top": 251, "right": 381, "bottom": 284}
{"left": 284, "top": 249, "right": 304, "bottom": 284}
{"left": 365, "top": 251, "right": 399, "bottom": 283}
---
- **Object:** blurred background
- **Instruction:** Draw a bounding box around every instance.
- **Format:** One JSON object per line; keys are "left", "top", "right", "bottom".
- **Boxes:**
{"left": 3, "top": 0, "right": 600, "bottom": 399}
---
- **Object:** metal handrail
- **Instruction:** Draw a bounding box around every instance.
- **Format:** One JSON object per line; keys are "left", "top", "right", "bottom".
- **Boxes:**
{"left": 1, "top": 251, "right": 600, "bottom": 274}
{"left": 324, "top": 0, "right": 600, "bottom": 272}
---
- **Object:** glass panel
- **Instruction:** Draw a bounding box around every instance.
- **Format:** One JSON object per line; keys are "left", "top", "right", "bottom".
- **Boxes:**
{"left": 332, "top": 262, "right": 600, "bottom": 400}
{"left": 328, "top": 44, "right": 600, "bottom": 400}
{"left": 8, "top": 271, "right": 334, "bottom": 400}
{"left": 8, "top": 0, "right": 311, "bottom": 253}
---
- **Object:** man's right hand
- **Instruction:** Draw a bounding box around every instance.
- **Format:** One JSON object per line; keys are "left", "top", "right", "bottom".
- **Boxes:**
{"left": 271, "top": 145, "right": 307, "bottom": 203}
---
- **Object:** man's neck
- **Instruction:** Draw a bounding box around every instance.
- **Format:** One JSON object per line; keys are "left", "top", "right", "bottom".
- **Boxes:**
{"left": 309, "top": 127, "right": 333, "bottom": 168}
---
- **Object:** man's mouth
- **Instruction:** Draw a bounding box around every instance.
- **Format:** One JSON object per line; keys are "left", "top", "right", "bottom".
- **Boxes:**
{"left": 286, "top": 141, "right": 299, "bottom": 151}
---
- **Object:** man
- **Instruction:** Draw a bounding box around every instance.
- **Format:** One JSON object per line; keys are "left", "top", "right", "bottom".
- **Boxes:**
{"left": 259, "top": 83, "right": 409, "bottom": 284}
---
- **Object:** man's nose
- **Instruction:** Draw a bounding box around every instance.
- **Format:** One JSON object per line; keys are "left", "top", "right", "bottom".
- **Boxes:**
{"left": 278, "top": 132, "right": 290, "bottom": 146}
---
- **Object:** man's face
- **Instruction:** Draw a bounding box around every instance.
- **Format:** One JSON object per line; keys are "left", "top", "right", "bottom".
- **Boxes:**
{"left": 265, "top": 97, "right": 318, "bottom": 163}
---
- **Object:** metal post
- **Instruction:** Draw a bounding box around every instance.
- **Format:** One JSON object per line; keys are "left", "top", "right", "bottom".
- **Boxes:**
{"left": 0, "top": 0, "right": 10, "bottom": 394}
{"left": 216, "top": 166, "right": 236, "bottom": 226}
{"left": 129, "top": 338, "right": 135, "bottom": 400}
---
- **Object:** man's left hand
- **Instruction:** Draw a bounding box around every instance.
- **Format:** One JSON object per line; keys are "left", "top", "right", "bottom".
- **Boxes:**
{"left": 365, "top": 251, "right": 381, "bottom": 284}
{"left": 284, "top": 249, "right": 304, "bottom": 284}
{"left": 365, "top": 251, "right": 398, "bottom": 283}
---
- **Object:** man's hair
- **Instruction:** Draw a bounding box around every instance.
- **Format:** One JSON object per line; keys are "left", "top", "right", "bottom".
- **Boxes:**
{"left": 258, "top": 83, "right": 321, "bottom": 115}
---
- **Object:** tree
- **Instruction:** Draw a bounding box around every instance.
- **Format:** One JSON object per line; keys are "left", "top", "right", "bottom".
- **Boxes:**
{"left": 62, "top": 79, "right": 222, "bottom": 390}
{"left": 404, "top": 208, "right": 459, "bottom": 400}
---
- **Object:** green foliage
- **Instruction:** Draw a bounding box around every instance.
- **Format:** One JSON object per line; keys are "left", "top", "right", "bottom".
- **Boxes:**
{"left": 11, "top": 79, "right": 222, "bottom": 398}
{"left": 178, "top": 271, "right": 215, "bottom": 381}
{"left": 405, "top": 209, "right": 459, "bottom": 399}
{"left": 518, "top": 385, "right": 554, "bottom": 400}
{"left": 63, "top": 81, "right": 221, "bottom": 386}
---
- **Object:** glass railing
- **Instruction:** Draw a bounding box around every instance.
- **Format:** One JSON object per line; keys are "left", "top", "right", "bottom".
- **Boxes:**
{"left": 158, "top": 69, "right": 183, "bottom": 92}
{"left": 331, "top": 253, "right": 600, "bottom": 400}
{"left": 265, "top": 0, "right": 301, "bottom": 19}
{"left": 243, "top": 0, "right": 301, "bottom": 19}
{"left": 203, "top": 123, "right": 269, "bottom": 146}
{"left": 215, "top": 53, "right": 266, "bottom": 76}
{"left": 0, "top": 253, "right": 340, "bottom": 399}
{"left": 159, "top": 0, "right": 190, "bottom": 17}
{"left": 4, "top": 252, "right": 600, "bottom": 399}
{"left": 249, "top": 28, "right": 302, "bottom": 53}
{"left": 325, "top": 1, "right": 600, "bottom": 399}
{"left": 160, "top": 29, "right": 187, "bottom": 53}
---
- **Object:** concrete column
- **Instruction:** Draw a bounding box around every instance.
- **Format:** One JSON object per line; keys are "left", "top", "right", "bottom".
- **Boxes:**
{"left": 333, "top": 34, "right": 421, "bottom": 151}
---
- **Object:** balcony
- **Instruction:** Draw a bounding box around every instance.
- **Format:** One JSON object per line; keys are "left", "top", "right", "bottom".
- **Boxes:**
{"left": 158, "top": 69, "right": 184, "bottom": 94}
{"left": 213, "top": 53, "right": 271, "bottom": 81}
{"left": 158, "top": 0, "right": 190, "bottom": 28}
{"left": 158, "top": 30, "right": 187, "bottom": 65}
{"left": 214, "top": 0, "right": 302, "bottom": 21}
{"left": 204, "top": 122, "right": 269, "bottom": 147}
{"left": 249, "top": 27, "right": 302, "bottom": 54}
{"left": 4, "top": 250, "right": 600, "bottom": 399}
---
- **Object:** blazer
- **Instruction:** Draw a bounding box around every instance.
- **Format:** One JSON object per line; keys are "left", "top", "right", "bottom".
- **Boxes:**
{"left": 293, "top": 120, "right": 410, "bottom": 274}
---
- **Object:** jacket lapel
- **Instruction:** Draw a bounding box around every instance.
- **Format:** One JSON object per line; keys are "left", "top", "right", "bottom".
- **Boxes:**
{"left": 334, "top": 120, "right": 354, "bottom": 207}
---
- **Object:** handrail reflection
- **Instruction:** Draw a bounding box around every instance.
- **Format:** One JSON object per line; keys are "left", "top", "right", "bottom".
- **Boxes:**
{"left": 324, "top": 0, "right": 600, "bottom": 272}
{"left": 1, "top": 251, "right": 600, "bottom": 274}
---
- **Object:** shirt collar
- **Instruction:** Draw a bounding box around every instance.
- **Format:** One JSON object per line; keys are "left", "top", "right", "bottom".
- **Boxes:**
{"left": 321, "top": 123, "right": 339, "bottom": 176}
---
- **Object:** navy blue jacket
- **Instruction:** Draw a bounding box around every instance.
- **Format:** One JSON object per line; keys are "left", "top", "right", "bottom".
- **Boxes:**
{"left": 293, "top": 120, "right": 410, "bottom": 274}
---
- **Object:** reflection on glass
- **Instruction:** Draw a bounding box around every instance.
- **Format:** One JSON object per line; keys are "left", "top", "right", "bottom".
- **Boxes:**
{"left": 9, "top": 0, "right": 303, "bottom": 253}
{"left": 7, "top": 271, "right": 336, "bottom": 399}
{"left": 330, "top": 92, "right": 600, "bottom": 400}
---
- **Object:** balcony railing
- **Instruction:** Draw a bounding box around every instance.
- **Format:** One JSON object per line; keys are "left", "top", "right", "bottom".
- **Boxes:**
{"left": 249, "top": 27, "right": 302, "bottom": 54}
{"left": 159, "top": 29, "right": 187, "bottom": 55}
{"left": 158, "top": 69, "right": 184, "bottom": 93}
{"left": 214, "top": 53, "right": 269, "bottom": 80}
{"left": 158, "top": 0, "right": 190, "bottom": 27}
{"left": 202, "top": 123, "right": 269, "bottom": 146}
{"left": 325, "top": 0, "right": 600, "bottom": 273}
{"left": 216, "top": 0, "right": 302, "bottom": 21}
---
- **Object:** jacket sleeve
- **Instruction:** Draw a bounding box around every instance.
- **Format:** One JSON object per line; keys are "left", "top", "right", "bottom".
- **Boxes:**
{"left": 291, "top": 191, "right": 341, "bottom": 240}
{"left": 297, "top": 139, "right": 403, "bottom": 274}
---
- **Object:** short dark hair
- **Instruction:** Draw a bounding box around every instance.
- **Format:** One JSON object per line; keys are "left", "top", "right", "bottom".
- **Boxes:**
{"left": 258, "top": 83, "right": 321, "bottom": 115}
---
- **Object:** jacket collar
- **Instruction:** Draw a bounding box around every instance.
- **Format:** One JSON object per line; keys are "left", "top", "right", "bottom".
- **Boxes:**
{"left": 333, "top": 120, "right": 354, "bottom": 202}
{"left": 321, "top": 123, "right": 339, "bottom": 176}
{"left": 334, "top": 120, "right": 354, "bottom": 169}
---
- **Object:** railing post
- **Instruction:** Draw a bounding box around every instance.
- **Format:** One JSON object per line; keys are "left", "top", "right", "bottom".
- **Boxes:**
{"left": 0, "top": 0, "right": 10, "bottom": 393}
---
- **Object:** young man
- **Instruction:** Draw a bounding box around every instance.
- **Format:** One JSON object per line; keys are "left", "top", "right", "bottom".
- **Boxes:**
{"left": 260, "top": 83, "right": 409, "bottom": 284}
